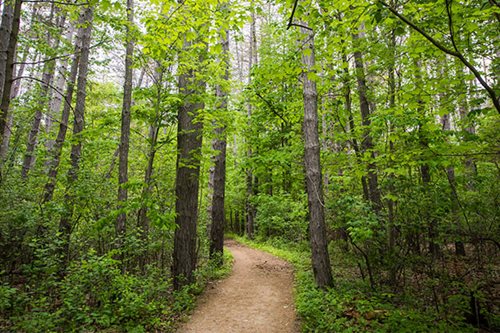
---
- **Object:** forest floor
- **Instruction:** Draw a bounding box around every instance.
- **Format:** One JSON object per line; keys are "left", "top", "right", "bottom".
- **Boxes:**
{"left": 177, "top": 239, "right": 300, "bottom": 333}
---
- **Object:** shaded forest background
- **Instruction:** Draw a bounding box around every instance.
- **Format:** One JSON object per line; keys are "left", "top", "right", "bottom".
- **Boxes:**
{"left": 0, "top": 0, "right": 498, "bottom": 331}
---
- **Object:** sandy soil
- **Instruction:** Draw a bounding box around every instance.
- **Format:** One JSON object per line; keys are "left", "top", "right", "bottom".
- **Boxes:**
{"left": 177, "top": 239, "right": 300, "bottom": 333}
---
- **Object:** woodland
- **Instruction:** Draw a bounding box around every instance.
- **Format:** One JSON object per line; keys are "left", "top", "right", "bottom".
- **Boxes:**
{"left": 0, "top": 0, "right": 499, "bottom": 331}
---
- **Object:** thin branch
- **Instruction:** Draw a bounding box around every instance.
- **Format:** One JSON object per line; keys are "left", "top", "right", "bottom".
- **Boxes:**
{"left": 164, "top": 0, "right": 187, "bottom": 23}
{"left": 442, "top": 167, "right": 472, "bottom": 233}
{"left": 13, "top": 76, "right": 74, "bottom": 111}
{"left": 14, "top": 39, "right": 108, "bottom": 66}
{"left": 254, "top": 92, "right": 288, "bottom": 124}
{"left": 289, "top": 22, "right": 313, "bottom": 31}
{"left": 22, "top": 0, "right": 89, "bottom": 5}
{"left": 445, "top": 0, "right": 460, "bottom": 54}
{"left": 287, "top": 0, "right": 299, "bottom": 30}
{"left": 15, "top": 53, "right": 72, "bottom": 66}
{"left": 431, "top": 150, "right": 499, "bottom": 157}
{"left": 379, "top": 0, "right": 500, "bottom": 114}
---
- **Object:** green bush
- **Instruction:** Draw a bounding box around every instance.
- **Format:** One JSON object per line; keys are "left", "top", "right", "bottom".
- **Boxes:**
{"left": 59, "top": 249, "right": 170, "bottom": 332}
{"left": 254, "top": 193, "right": 307, "bottom": 241}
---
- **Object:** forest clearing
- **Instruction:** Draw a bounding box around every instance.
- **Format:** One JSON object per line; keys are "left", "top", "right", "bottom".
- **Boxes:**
{"left": 0, "top": 0, "right": 499, "bottom": 331}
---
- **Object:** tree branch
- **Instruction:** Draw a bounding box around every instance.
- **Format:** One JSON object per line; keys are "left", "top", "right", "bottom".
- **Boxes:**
{"left": 287, "top": 0, "right": 299, "bottom": 30}
{"left": 445, "top": 0, "right": 460, "bottom": 54}
{"left": 22, "top": 0, "right": 89, "bottom": 5}
{"left": 13, "top": 76, "right": 74, "bottom": 112}
{"left": 14, "top": 38, "right": 107, "bottom": 66}
{"left": 379, "top": 0, "right": 500, "bottom": 114}
{"left": 289, "top": 22, "right": 313, "bottom": 31}
{"left": 254, "top": 92, "right": 288, "bottom": 124}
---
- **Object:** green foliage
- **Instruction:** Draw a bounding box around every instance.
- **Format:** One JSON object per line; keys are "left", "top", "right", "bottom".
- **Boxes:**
{"left": 251, "top": 193, "right": 307, "bottom": 241}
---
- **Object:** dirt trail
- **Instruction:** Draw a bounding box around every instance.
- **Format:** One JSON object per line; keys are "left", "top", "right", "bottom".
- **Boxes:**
{"left": 177, "top": 239, "right": 300, "bottom": 333}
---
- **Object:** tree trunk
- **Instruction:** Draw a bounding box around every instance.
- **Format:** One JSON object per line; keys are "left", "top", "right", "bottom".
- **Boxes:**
{"left": 57, "top": 5, "right": 94, "bottom": 272}
{"left": 43, "top": 23, "right": 82, "bottom": 203}
{"left": 441, "top": 106, "right": 466, "bottom": 256}
{"left": 137, "top": 66, "right": 162, "bottom": 245}
{"left": 116, "top": 0, "right": 135, "bottom": 248}
{"left": 172, "top": 35, "right": 205, "bottom": 290}
{"left": 245, "top": 5, "right": 257, "bottom": 239}
{"left": 0, "top": 0, "right": 21, "bottom": 177}
{"left": 386, "top": 27, "right": 398, "bottom": 271}
{"left": 0, "top": 47, "right": 26, "bottom": 161}
{"left": 413, "top": 57, "right": 439, "bottom": 260}
{"left": 352, "top": 31, "right": 382, "bottom": 212}
{"left": 209, "top": 25, "right": 229, "bottom": 265}
{"left": 137, "top": 126, "right": 157, "bottom": 228}
{"left": 0, "top": 0, "right": 14, "bottom": 99}
{"left": 300, "top": 25, "right": 333, "bottom": 289}
{"left": 21, "top": 5, "right": 61, "bottom": 178}
{"left": 46, "top": 17, "right": 72, "bottom": 152}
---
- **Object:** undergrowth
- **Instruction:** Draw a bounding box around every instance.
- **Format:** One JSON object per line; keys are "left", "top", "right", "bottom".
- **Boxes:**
{"left": 0, "top": 250, "right": 233, "bottom": 332}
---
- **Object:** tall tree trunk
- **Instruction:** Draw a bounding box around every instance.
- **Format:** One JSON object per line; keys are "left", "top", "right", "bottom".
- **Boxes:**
{"left": 440, "top": 72, "right": 465, "bottom": 256}
{"left": 245, "top": 5, "right": 257, "bottom": 239}
{"left": 413, "top": 57, "right": 439, "bottom": 260}
{"left": 0, "top": 0, "right": 14, "bottom": 99}
{"left": 43, "top": 23, "right": 82, "bottom": 203}
{"left": 137, "top": 67, "right": 162, "bottom": 249}
{"left": 136, "top": 67, "right": 161, "bottom": 273}
{"left": 340, "top": 46, "right": 369, "bottom": 201}
{"left": 116, "top": 0, "right": 135, "bottom": 249}
{"left": 0, "top": 47, "right": 26, "bottom": 161}
{"left": 45, "top": 15, "right": 72, "bottom": 152}
{"left": 352, "top": 31, "right": 382, "bottom": 212}
{"left": 209, "top": 24, "right": 229, "bottom": 265}
{"left": 300, "top": 25, "right": 333, "bottom": 289}
{"left": 57, "top": 5, "right": 94, "bottom": 272}
{"left": 137, "top": 126, "right": 157, "bottom": 229}
{"left": 386, "top": 27, "right": 398, "bottom": 263}
{"left": 21, "top": 5, "right": 60, "bottom": 179}
{"left": 456, "top": 64, "right": 477, "bottom": 188}
{"left": 0, "top": 0, "right": 22, "bottom": 178}
{"left": 172, "top": 35, "right": 205, "bottom": 290}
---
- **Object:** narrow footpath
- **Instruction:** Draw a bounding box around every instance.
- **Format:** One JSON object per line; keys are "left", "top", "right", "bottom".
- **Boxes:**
{"left": 177, "top": 239, "right": 300, "bottom": 333}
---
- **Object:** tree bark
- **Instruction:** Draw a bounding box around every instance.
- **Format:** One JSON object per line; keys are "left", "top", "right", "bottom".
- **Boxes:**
{"left": 45, "top": 15, "right": 72, "bottom": 152}
{"left": 0, "top": 46, "right": 26, "bottom": 161}
{"left": 245, "top": 5, "right": 257, "bottom": 239}
{"left": 57, "top": 5, "right": 94, "bottom": 272}
{"left": 43, "top": 22, "right": 82, "bottom": 203}
{"left": 137, "top": 66, "right": 162, "bottom": 248}
{"left": 440, "top": 69, "right": 465, "bottom": 256}
{"left": 136, "top": 67, "right": 161, "bottom": 272}
{"left": 21, "top": 5, "right": 61, "bottom": 179}
{"left": 413, "top": 57, "right": 439, "bottom": 260}
{"left": 116, "top": 0, "right": 135, "bottom": 247}
{"left": 172, "top": 36, "right": 205, "bottom": 290}
{"left": 209, "top": 25, "right": 229, "bottom": 265}
{"left": 300, "top": 25, "right": 333, "bottom": 289}
{"left": 352, "top": 31, "right": 382, "bottom": 212}
{"left": 0, "top": 0, "right": 14, "bottom": 99}
{"left": 0, "top": 0, "right": 22, "bottom": 178}
{"left": 386, "top": 27, "right": 398, "bottom": 264}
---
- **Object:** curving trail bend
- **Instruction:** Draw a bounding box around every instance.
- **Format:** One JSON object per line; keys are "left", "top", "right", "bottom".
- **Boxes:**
{"left": 177, "top": 239, "right": 300, "bottom": 333}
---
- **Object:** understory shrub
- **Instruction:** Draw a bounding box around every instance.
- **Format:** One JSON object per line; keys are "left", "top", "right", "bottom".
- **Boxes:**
{"left": 253, "top": 193, "right": 307, "bottom": 241}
